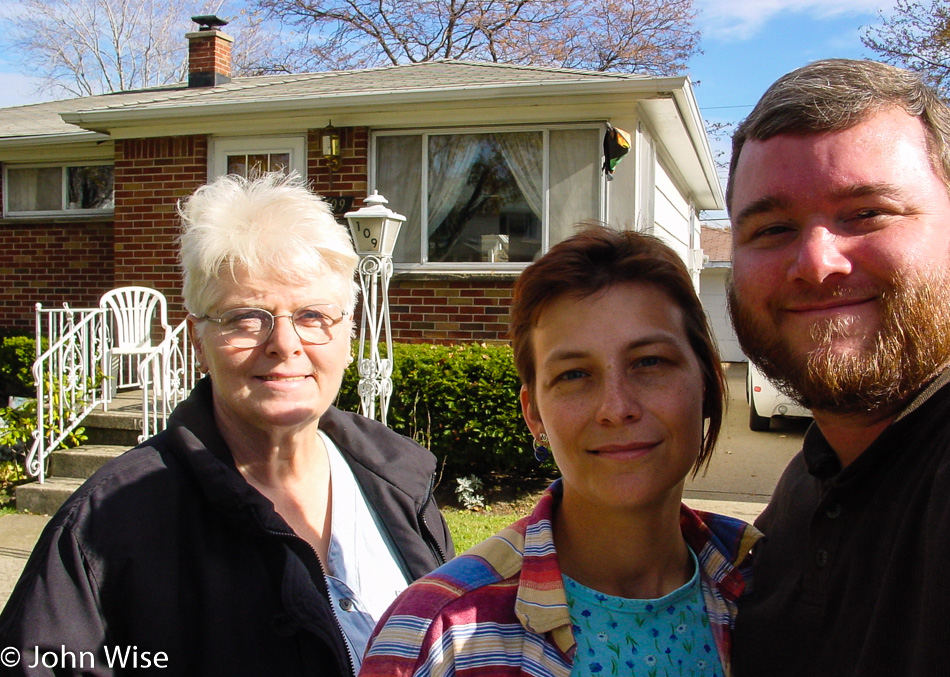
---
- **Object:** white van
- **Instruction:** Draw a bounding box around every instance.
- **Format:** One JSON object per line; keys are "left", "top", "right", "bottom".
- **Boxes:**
{"left": 746, "top": 363, "right": 812, "bottom": 431}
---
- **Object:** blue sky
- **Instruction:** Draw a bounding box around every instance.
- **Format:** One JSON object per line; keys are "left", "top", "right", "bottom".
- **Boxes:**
{"left": 0, "top": 1, "right": 896, "bottom": 109}
{"left": 689, "top": 0, "right": 897, "bottom": 218}
{"left": 0, "top": 0, "right": 897, "bottom": 206}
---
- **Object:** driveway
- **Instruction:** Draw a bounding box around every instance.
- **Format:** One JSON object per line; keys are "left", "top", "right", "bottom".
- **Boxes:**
{"left": 684, "top": 362, "right": 808, "bottom": 505}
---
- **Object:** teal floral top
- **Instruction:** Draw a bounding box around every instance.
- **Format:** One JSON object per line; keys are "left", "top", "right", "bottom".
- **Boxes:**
{"left": 565, "top": 548, "right": 724, "bottom": 676}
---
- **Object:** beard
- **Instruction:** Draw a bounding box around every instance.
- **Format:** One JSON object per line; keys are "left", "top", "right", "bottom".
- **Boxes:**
{"left": 728, "top": 272, "right": 950, "bottom": 414}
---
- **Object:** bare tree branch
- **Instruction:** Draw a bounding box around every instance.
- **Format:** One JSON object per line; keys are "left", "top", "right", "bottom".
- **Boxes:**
{"left": 253, "top": 0, "right": 698, "bottom": 75}
{"left": 862, "top": 0, "right": 950, "bottom": 98}
{"left": 2, "top": 0, "right": 284, "bottom": 96}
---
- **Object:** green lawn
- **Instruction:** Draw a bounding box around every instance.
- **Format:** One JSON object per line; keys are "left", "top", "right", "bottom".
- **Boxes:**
{"left": 441, "top": 507, "right": 523, "bottom": 553}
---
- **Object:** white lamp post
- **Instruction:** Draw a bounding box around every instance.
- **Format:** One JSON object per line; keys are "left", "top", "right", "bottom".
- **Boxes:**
{"left": 344, "top": 192, "right": 405, "bottom": 424}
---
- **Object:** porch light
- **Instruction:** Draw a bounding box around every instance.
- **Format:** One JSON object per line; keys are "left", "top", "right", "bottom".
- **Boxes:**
{"left": 344, "top": 191, "right": 405, "bottom": 256}
{"left": 321, "top": 122, "right": 342, "bottom": 171}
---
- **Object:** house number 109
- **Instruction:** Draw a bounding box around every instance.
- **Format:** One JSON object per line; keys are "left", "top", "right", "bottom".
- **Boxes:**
{"left": 362, "top": 228, "right": 379, "bottom": 249}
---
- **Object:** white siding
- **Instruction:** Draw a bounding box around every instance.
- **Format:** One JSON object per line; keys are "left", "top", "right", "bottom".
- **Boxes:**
{"left": 605, "top": 115, "right": 639, "bottom": 231}
{"left": 700, "top": 266, "right": 745, "bottom": 362}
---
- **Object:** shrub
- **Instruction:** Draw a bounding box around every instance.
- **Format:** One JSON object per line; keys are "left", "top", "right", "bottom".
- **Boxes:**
{"left": 0, "top": 335, "right": 41, "bottom": 399}
{"left": 336, "top": 343, "right": 536, "bottom": 479}
{"left": 0, "top": 332, "right": 87, "bottom": 477}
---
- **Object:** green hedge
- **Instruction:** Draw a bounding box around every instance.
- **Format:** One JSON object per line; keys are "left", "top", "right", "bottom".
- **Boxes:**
{"left": 0, "top": 335, "right": 41, "bottom": 398}
{"left": 336, "top": 343, "right": 536, "bottom": 479}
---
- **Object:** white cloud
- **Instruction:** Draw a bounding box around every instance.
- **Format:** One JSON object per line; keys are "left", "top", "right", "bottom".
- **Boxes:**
{"left": 696, "top": 0, "right": 896, "bottom": 41}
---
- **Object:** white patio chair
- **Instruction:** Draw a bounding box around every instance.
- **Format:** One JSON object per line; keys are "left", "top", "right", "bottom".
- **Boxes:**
{"left": 99, "top": 286, "right": 172, "bottom": 400}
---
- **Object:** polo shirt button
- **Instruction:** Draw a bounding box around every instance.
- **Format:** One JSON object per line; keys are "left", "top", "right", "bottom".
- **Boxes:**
{"left": 340, "top": 598, "right": 354, "bottom": 612}
{"left": 825, "top": 504, "right": 842, "bottom": 519}
{"left": 815, "top": 548, "right": 829, "bottom": 568}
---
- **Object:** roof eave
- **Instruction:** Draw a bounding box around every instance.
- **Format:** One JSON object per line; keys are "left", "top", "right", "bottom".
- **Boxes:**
{"left": 0, "top": 130, "right": 109, "bottom": 149}
{"left": 59, "top": 77, "right": 689, "bottom": 130}
{"left": 672, "top": 83, "right": 726, "bottom": 210}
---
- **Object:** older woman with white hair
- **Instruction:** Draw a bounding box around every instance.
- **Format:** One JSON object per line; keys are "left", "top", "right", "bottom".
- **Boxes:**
{"left": 0, "top": 173, "right": 453, "bottom": 677}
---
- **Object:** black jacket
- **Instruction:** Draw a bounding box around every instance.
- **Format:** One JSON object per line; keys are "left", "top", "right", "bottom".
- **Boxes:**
{"left": 0, "top": 378, "right": 453, "bottom": 676}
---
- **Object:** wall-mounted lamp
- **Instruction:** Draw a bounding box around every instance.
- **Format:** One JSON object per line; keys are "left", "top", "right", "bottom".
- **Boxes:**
{"left": 321, "top": 122, "right": 342, "bottom": 172}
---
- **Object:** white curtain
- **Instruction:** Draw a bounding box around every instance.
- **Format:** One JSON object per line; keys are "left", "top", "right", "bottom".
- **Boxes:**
{"left": 427, "top": 135, "right": 482, "bottom": 236}
{"left": 7, "top": 167, "right": 60, "bottom": 212}
{"left": 493, "top": 132, "right": 543, "bottom": 219}
{"left": 376, "top": 135, "right": 424, "bottom": 263}
{"left": 549, "top": 128, "right": 601, "bottom": 246}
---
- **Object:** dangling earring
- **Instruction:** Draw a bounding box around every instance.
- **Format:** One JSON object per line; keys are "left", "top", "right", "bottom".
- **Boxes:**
{"left": 533, "top": 432, "right": 550, "bottom": 463}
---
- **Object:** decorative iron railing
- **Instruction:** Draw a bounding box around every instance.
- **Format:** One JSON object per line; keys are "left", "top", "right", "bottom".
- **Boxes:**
{"left": 26, "top": 304, "right": 198, "bottom": 483}
{"left": 29, "top": 303, "right": 109, "bottom": 483}
{"left": 138, "top": 320, "right": 199, "bottom": 442}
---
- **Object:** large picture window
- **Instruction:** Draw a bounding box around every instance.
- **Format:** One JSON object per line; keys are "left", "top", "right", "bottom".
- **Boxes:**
{"left": 3, "top": 163, "right": 114, "bottom": 217}
{"left": 374, "top": 126, "right": 603, "bottom": 267}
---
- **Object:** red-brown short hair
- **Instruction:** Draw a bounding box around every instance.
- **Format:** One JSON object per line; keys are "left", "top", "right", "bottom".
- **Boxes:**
{"left": 509, "top": 225, "right": 726, "bottom": 472}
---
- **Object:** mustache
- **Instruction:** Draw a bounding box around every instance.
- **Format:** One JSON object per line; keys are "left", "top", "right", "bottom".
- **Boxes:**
{"left": 774, "top": 283, "right": 882, "bottom": 308}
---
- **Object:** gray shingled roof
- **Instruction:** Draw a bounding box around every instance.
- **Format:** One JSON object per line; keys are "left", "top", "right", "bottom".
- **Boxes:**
{"left": 0, "top": 60, "right": 650, "bottom": 141}
{"left": 0, "top": 86, "right": 187, "bottom": 141}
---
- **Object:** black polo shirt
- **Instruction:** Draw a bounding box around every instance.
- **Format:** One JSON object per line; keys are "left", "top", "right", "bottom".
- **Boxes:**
{"left": 733, "top": 369, "right": 950, "bottom": 676}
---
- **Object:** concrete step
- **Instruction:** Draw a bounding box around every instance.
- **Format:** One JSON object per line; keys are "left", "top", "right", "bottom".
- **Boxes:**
{"left": 16, "top": 391, "right": 145, "bottom": 514}
{"left": 15, "top": 477, "right": 84, "bottom": 516}
{"left": 81, "top": 409, "right": 142, "bottom": 446}
{"left": 47, "top": 445, "right": 126, "bottom": 480}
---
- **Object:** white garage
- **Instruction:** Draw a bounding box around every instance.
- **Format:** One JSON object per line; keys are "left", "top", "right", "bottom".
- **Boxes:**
{"left": 699, "top": 225, "right": 745, "bottom": 363}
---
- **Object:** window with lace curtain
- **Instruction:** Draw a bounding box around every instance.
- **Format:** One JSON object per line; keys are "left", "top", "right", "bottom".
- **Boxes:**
{"left": 373, "top": 126, "right": 603, "bottom": 267}
{"left": 3, "top": 163, "right": 114, "bottom": 217}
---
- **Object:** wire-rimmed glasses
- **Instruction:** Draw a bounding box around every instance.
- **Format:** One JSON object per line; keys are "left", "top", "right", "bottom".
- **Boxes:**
{"left": 198, "top": 304, "right": 348, "bottom": 348}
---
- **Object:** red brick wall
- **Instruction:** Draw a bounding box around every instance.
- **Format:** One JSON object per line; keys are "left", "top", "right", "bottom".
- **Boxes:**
{"left": 113, "top": 135, "right": 208, "bottom": 323}
{"left": 389, "top": 279, "right": 514, "bottom": 343}
{"left": 0, "top": 164, "right": 115, "bottom": 330}
{"left": 0, "top": 220, "right": 114, "bottom": 331}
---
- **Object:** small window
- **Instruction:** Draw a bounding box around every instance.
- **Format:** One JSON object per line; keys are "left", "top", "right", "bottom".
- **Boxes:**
{"left": 210, "top": 137, "right": 305, "bottom": 180}
{"left": 226, "top": 152, "right": 291, "bottom": 178}
{"left": 4, "top": 164, "right": 114, "bottom": 217}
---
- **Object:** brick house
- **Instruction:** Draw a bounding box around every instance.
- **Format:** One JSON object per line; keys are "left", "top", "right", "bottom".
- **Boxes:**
{"left": 0, "top": 19, "right": 724, "bottom": 343}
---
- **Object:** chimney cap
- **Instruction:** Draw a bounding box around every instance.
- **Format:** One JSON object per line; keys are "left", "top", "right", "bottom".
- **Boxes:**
{"left": 191, "top": 15, "right": 229, "bottom": 31}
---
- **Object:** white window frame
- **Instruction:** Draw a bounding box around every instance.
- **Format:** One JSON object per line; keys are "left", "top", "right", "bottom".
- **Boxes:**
{"left": 209, "top": 136, "right": 307, "bottom": 179}
{"left": 2, "top": 161, "right": 114, "bottom": 218}
{"left": 371, "top": 123, "right": 606, "bottom": 272}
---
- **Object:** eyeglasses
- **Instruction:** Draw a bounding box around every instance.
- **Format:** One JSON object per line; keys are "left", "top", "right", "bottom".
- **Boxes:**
{"left": 198, "top": 304, "right": 348, "bottom": 348}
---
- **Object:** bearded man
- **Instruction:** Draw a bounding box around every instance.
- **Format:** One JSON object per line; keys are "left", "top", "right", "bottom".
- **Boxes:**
{"left": 727, "top": 59, "right": 950, "bottom": 676}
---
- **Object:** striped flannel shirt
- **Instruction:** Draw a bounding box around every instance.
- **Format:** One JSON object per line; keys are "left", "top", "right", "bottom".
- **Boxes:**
{"left": 360, "top": 481, "right": 762, "bottom": 677}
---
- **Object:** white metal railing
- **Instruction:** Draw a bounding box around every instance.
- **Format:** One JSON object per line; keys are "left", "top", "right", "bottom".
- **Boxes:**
{"left": 26, "top": 303, "right": 198, "bottom": 482}
{"left": 28, "top": 303, "right": 109, "bottom": 482}
{"left": 138, "top": 319, "right": 200, "bottom": 441}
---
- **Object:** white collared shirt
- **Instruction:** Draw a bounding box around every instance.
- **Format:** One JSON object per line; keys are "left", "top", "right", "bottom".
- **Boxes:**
{"left": 320, "top": 430, "right": 409, "bottom": 672}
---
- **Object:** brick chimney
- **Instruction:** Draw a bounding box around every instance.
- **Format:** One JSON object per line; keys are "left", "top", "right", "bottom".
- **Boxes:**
{"left": 186, "top": 15, "right": 233, "bottom": 88}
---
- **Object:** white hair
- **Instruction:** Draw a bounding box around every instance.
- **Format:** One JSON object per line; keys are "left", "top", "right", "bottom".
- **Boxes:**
{"left": 178, "top": 172, "right": 359, "bottom": 316}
